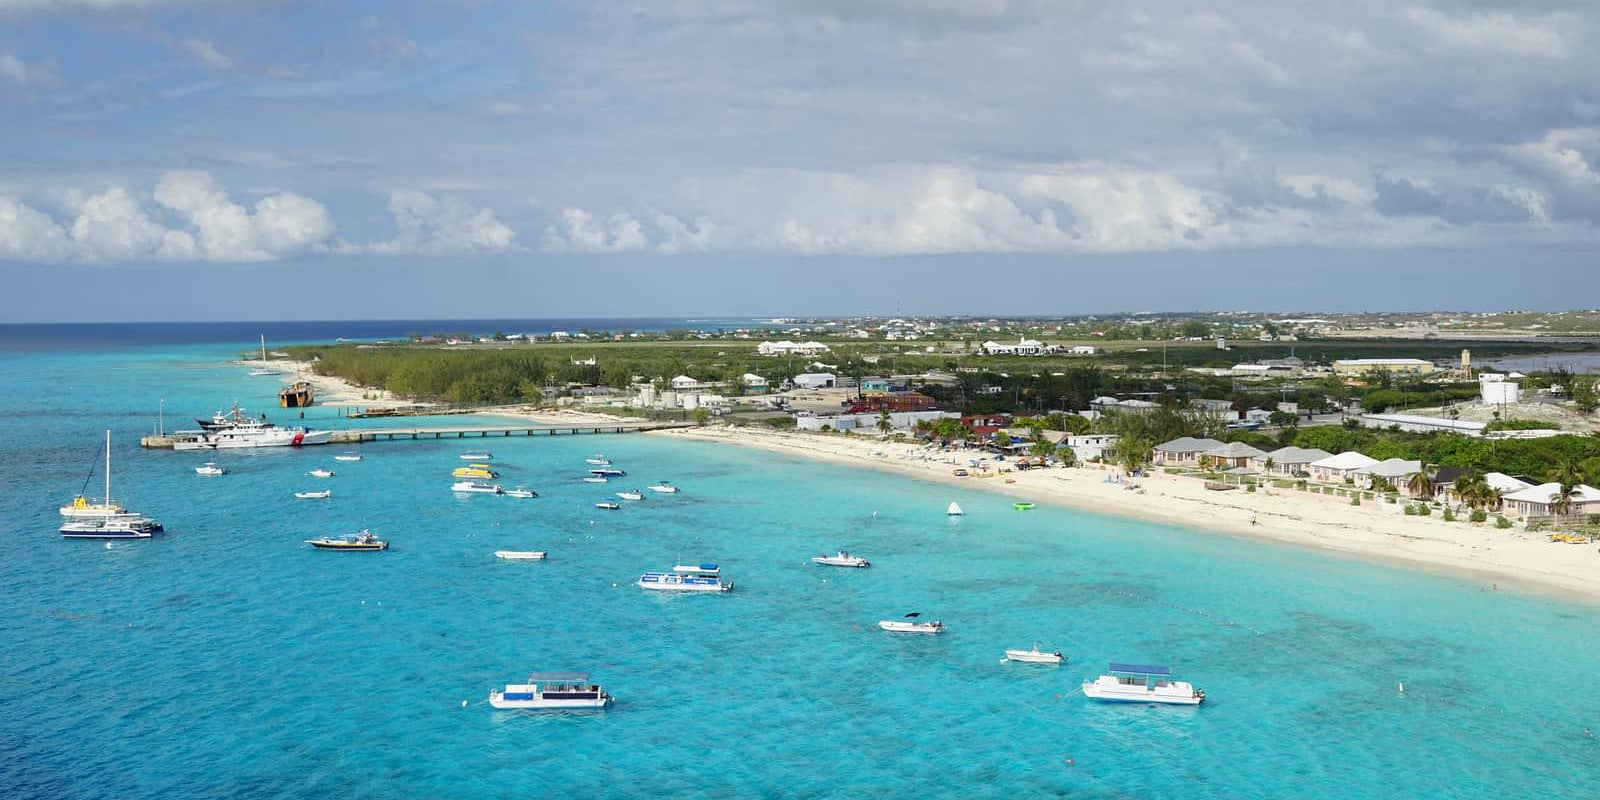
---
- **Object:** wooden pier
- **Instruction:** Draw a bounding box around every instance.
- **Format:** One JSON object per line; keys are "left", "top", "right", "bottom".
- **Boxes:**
{"left": 141, "top": 422, "right": 691, "bottom": 448}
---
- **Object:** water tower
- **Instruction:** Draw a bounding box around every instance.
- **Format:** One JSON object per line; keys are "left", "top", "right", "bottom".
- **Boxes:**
{"left": 1460, "top": 349, "right": 1471, "bottom": 379}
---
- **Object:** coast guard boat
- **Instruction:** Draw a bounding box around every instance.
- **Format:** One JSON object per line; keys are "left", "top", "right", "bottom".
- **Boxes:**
{"left": 489, "top": 672, "right": 613, "bottom": 710}
{"left": 1081, "top": 663, "right": 1205, "bottom": 705}
{"left": 172, "top": 404, "right": 332, "bottom": 450}
{"left": 637, "top": 563, "right": 733, "bottom": 593}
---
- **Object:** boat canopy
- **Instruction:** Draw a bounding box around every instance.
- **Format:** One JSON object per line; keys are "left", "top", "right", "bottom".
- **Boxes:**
{"left": 527, "top": 671, "right": 589, "bottom": 682}
{"left": 1109, "top": 663, "right": 1171, "bottom": 676}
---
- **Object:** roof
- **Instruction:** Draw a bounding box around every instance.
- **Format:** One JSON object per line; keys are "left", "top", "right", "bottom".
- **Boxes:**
{"left": 1358, "top": 458, "right": 1423, "bottom": 478}
{"left": 1310, "top": 451, "right": 1378, "bottom": 470}
{"left": 1333, "top": 358, "right": 1433, "bottom": 366}
{"left": 527, "top": 672, "right": 590, "bottom": 682}
{"left": 1109, "top": 663, "right": 1170, "bottom": 676}
{"left": 1432, "top": 466, "right": 1470, "bottom": 484}
{"left": 1258, "top": 446, "right": 1331, "bottom": 464}
{"left": 1500, "top": 483, "right": 1600, "bottom": 504}
{"left": 1154, "top": 436, "right": 1223, "bottom": 452}
{"left": 1361, "top": 413, "right": 1486, "bottom": 433}
{"left": 1484, "top": 472, "right": 1534, "bottom": 493}
{"left": 1204, "top": 441, "right": 1267, "bottom": 458}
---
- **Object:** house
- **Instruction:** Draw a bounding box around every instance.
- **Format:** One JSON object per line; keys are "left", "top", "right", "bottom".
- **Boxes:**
{"left": 981, "top": 337, "right": 1055, "bottom": 356}
{"left": 1151, "top": 437, "right": 1224, "bottom": 466}
{"left": 861, "top": 377, "right": 890, "bottom": 392}
{"left": 1332, "top": 358, "right": 1435, "bottom": 377}
{"left": 670, "top": 375, "right": 702, "bottom": 390}
{"left": 793, "top": 373, "right": 837, "bottom": 389}
{"left": 1190, "top": 398, "right": 1238, "bottom": 419}
{"left": 1092, "top": 396, "right": 1159, "bottom": 414}
{"left": 1062, "top": 434, "right": 1118, "bottom": 462}
{"left": 1068, "top": 345, "right": 1097, "bottom": 355}
{"left": 741, "top": 373, "right": 769, "bottom": 393}
{"left": 1307, "top": 451, "right": 1379, "bottom": 483}
{"left": 1357, "top": 458, "right": 1425, "bottom": 492}
{"left": 1250, "top": 447, "right": 1331, "bottom": 476}
{"left": 1202, "top": 441, "right": 1267, "bottom": 469}
{"left": 1500, "top": 483, "right": 1600, "bottom": 517}
{"left": 757, "top": 340, "right": 831, "bottom": 356}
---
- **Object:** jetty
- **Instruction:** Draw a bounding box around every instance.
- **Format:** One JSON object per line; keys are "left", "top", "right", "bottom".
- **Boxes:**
{"left": 140, "top": 422, "right": 690, "bottom": 448}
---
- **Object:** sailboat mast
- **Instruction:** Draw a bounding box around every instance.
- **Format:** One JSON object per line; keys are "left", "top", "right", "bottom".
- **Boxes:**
{"left": 104, "top": 429, "right": 112, "bottom": 503}
{"left": 260, "top": 334, "right": 267, "bottom": 363}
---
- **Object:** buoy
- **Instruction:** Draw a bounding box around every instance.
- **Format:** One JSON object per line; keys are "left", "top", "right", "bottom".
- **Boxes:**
{"left": 1065, "top": 758, "right": 1075, "bottom": 766}
{"left": 105, "top": 542, "right": 113, "bottom": 549}
{"left": 1398, "top": 682, "right": 1405, "bottom": 693}
{"left": 461, "top": 700, "right": 468, "bottom": 708}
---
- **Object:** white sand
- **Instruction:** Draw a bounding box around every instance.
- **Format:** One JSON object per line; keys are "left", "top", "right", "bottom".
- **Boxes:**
{"left": 252, "top": 358, "right": 421, "bottom": 410}
{"left": 654, "top": 425, "right": 1600, "bottom": 603}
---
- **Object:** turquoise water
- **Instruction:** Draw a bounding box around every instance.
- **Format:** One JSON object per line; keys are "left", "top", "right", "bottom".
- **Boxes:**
{"left": 3, "top": 330, "right": 1599, "bottom": 799}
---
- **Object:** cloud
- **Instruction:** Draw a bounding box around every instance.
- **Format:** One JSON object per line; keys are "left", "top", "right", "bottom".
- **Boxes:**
{"left": 1404, "top": 7, "right": 1571, "bottom": 59}
{"left": 180, "top": 37, "right": 233, "bottom": 70}
{"left": 0, "top": 51, "right": 58, "bottom": 86}
{"left": 360, "top": 190, "right": 516, "bottom": 254}
{"left": 1503, "top": 128, "right": 1600, "bottom": 221}
{"left": 0, "top": 0, "right": 226, "bottom": 11}
{"left": 0, "top": 170, "right": 334, "bottom": 262}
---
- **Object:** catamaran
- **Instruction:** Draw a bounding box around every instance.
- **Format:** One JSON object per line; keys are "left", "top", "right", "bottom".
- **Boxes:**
{"left": 60, "top": 513, "right": 163, "bottom": 539}
{"left": 1081, "top": 663, "right": 1205, "bottom": 705}
{"left": 60, "top": 431, "right": 136, "bottom": 520}
{"left": 489, "top": 672, "right": 613, "bottom": 710}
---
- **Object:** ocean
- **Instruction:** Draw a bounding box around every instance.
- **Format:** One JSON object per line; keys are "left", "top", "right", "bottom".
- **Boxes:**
{"left": 2, "top": 323, "right": 1598, "bottom": 799}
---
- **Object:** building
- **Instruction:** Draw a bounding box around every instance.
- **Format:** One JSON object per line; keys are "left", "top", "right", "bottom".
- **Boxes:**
{"left": 1202, "top": 441, "right": 1267, "bottom": 469}
{"left": 1479, "top": 373, "right": 1521, "bottom": 405}
{"left": 981, "top": 337, "right": 1054, "bottom": 356}
{"left": 1151, "top": 437, "right": 1224, "bottom": 466}
{"left": 757, "top": 340, "right": 831, "bottom": 356}
{"left": 861, "top": 377, "right": 890, "bottom": 392}
{"left": 1068, "top": 345, "right": 1097, "bottom": 355}
{"left": 1358, "top": 413, "right": 1486, "bottom": 435}
{"left": 1190, "top": 398, "right": 1240, "bottom": 419}
{"left": 1356, "top": 458, "right": 1425, "bottom": 492}
{"left": 741, "top": 373, "right": 769, "bottom": 393}
{"left": 1091, "top": 396, "right": 1159, "bottom": 414}
{"left": 670, "top": 375, "right": 703, "bottom": 390}
{"left": 1308, "top": 451, "right": 1379, "bottom": 483}
{"left": 1250, "top": 447, "right": 1331, "bottom": 476}
{"left": 1061, "top": 434, "right": 1118, "bottom": 462}
{"left": 792, "top": 373, "right": 837, "bottom": 389}
{"left": 1500, "top": 483, "right": 1600, "bottom": 518}
{"left": 1433, "top": 470, "right": 1534, "bottom": 506}
{"left": 847, "top": 393, "right": 937, "bottom": 413}
{"left": 1332, "top": 358, "right": 1435, "bottom": 377}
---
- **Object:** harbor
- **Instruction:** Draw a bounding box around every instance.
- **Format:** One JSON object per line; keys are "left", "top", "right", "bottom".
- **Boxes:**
{"left": 139, "top": 421, "right": 691, "bottom": 448}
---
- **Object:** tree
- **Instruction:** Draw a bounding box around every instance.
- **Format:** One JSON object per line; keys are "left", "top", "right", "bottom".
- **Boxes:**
{"left": 690, "top": 408, "right": 711, "bottom": 425}
{"left": 1268, "top": 410, "right": 1298, "bottom": 428}
{"left": 1407, "top": 471, "right": 1434, "bottom": 500}
{"left": 1572, "top": 377, "right": 1599, "bottom": 414}
{"left": 1029, "top": 439, "right": 1056, "bottom": 459}
{"left": 877, "top": 411, "right": 893, "bottom": 435}
{"left": 1113, "top": 436, "right": 1152, "bottom": 472}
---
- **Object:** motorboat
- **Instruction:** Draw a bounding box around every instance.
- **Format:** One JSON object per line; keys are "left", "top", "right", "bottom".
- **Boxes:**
{"left": 647, "top": 482, "right": 679, "bottom": 494}
{"left": 811, "top": 550, "right": 870, "bottom": 568}
{"left": 637, "top": 563, "right": 732, "bottom": 592}
{"left": 583, "top": 476, "right": 609, "bottom": 483}
{"left": 453, "top": 464, "right": 499, "bottom": 479}
{"left": 194, "top": 462, "right": 227, "bottom": 476}
{"left": 488, "top": 672, "right": 613, "bottom": 710}
{"left": 1081, "top": 663, "right": 1205, "bottom": 705}
{"left": 616, "top": 489, "right": 644, "bottom": 501}
{"left": 946, "top": 502, "right": 964, "bottom": 516}
{"left": 333, "top": 452, "right": 363, "bottom": 462}
{"left": 1013, "top": 502, "right": 1036, "bottom": 511}
{"left": 305, "top": 529, "right": 387, "bottom": 551}
{"left": 595, "top": 500, "right": 621, "bottom": 509}
{"left": 451, "top": 481, "right": 503, "bottom": 494}
{"left": 294, "top": 490, "right": 332, "bottom": 499}
{"left": 460, "top": 452, "right": 493, "bottom": 461}
{"left": 308, "top": 468, "right": 335, "bottom": 478}
{"left": 589, "top": 467, "right": 625, "bottom": 477}
{"left": 60, "top": 513, "right": 162, "bottom": 539}
{"left": 1004, "top": 645, "right": 1064, "bottom": 664}
{"left": 585, "top": 455, "right": 611, "bottom": 465}
{"left": 495, "top": 550, "right": 547, "bottom": 560}
{"left": 172, "top": 405, "right": 332, "bottom": 450}
{"left": 503, "top": 486, "right": 538, "bottom": 498}
{"left": 60, "top": 431, "right": 133, "bottom": 519}
{"left": 878, "top": 614, "right": 943, "bottom": 634}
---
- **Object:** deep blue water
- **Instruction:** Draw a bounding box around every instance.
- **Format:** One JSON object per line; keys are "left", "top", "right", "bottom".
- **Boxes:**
{"left": 2, "top": 329, "right": 1599, "bottom": 799}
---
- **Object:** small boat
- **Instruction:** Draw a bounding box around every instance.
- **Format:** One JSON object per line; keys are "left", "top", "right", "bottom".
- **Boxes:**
{"left": 878, "top": 613, "right": 943, "bottom": 634}
{"left": 616, "top": 489, "right": 644, "bottom": 501}
{"left": 583, "top": 476, "right": 609, "bottom": 483}
{"left": 495, "top": 550, "right": 547, "bottom": 560}
{"left": 589, "top": 467, "right": 625, "bottom": 477}
{"left": 946, "top": 501, "right": 964, "bottom": 516}
{"left": 595, "top": 500, "right": 621, "bottom": 509}
{"left": 1081, "top": 663, "right": 1205, "bottom": 705}
{"left": 452, "top": 481, "right": 503, "bottom": 494}
{"left": 638, "top": 563, "right": 732, "bottom": 592}
{"left": 294, "top": 490, "right": 332, "bottom": 499}
{"left": 248, "top": 336, "right": 275, "bottom": 376}
{"left": 488, "top": 672, "right": 613, "bottom": 710}
{"left": 248, "top": 367, "right": 274, "bottom": 377}
{"left": 60, "top": 514, "right": 162, "bottom": 539}
{"left": 453, "top": 464, "right": 499, "bottom": 479}
{"left": 952, "top": 468, "right": 970, "bottom": 477}
{"left": 194, "top": 462, "right": 227, "bottom": 476}
{"left": 1012, "top": 502, "right": 1036, "bottom": 510}
{"left": 647, "top": 482, "right": 679, "bottom": 494}
{"left": 334, "top": 452, "right": 363, "bottom": 462}
{"left": 503, "top": 486, "right": 538, "bottom": 498}
{"left": 308, "top": 468, "right": 335, "bottom": 478}
{"left": 305, "top": 529, "right": 387, "bottom": 551}
{"left": 1005, "top": 645, "right": 1064, "bottom": 664}
{"left": 585, "top": 455, "right": 611, "bottom": 465}
{"left": 460, "top": 452, "right": 493, "bottom": 461}
{"left": 812, "top": 550, "right": 870, "bottom": 568}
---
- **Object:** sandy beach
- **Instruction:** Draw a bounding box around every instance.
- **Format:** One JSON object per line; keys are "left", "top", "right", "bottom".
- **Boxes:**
{"left": 653, "top": 425, "right": 1600, "bottom": 603}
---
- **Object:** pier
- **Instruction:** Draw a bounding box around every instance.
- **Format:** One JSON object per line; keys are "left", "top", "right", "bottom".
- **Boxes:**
{"left": 140, "top": 422, "right": 691, "bottom": 448}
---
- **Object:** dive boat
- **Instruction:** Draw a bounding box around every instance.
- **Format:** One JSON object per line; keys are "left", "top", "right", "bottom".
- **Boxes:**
{"left": 305, "top": 529, "right": 387, "bottom": 551}
{"left": 60, "top": 513, "right": 162, "bottom": 539}
{"left": 294, "top": 490, "right": 332, "bottom": 499}
{"left": 451, "top": 481, "right": 503, "bottom": 494}
{"left": 488, "top": 672, "right": 613, "bottom": 710}
{"left": 878, "top": 613, "right": 943, "bottom": 634}
{"left": 453, "top": 464, "right": 499, "bottom": 479}
{"left": 585, "top": 455, "right": 611, "bottom": 465}
{"left": 616, "top": 489, "right": 644, "bottom": 501}
{"left": 595, "top": 500, "right": 621, "bottom": 509}
{"left": 503, "top": 486, "right": 538, "bottom": 499}
{"left": 589, "top": 467, "right": 625, "bottom": 477}
{"left": 647, "top": 482, "right": 679, "bottom": 494}
{"left": 637, "top": 563, "right": 732, "bottom": 592}
{"left": 308, "top": 468, "right": 335, "bottom": 478}
{"left": 1004, "top": 645, "right": 1064, "bottom": 664}
{"left": 946, "top": 502, "right": 964, "bottom": 516}
{"left": 60, "top": 431, "right": 133, "bottom": 519}
{"left": 333, "top": 452, "right": 363, "bottom": 462}
{"left": 460, "top": 452, "right": 493, "bottom": 461}
{"left": 583, "top": 476, "right": 609, "bottom": 483}
{"left": 1081, "top": 664, "right": 1205, "bottom": 705}
{"left": 194, "top": 462, "right": 227, "bottom": 476}
{"left": 811, "top": 550, "right": 870, "bottom": 568}
{"left": 495, "top": 550, "right": 547, "bottom": 560}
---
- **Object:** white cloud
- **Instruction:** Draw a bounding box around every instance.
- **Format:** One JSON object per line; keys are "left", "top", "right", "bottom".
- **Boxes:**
{"left": 180, "top": 37, "right": 233, "bottom": 70}
{"left": 542, "top": 208, "right": 648, "bottom": 253}
{"left": 1404, "top": 7, "right": 1571, "bottom": 59}
{"left": 1, "top": 51, "right": 57, "bottom": 85}
{"left": 360, "top": 190, "right": 516, "bottom": 254}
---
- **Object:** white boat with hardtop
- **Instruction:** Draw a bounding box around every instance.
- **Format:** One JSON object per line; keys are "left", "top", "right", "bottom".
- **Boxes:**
{"left": 503, "top": 486, "right": 538, "bottom": 498}
{"left": 194, "top": 462, "right": 227, "bottom": 476}
{"left": 878, "top": 612, "right": 943, "bottom": 634}
{"left": 489, "top": 672, "right": 613, "bottom": 710}
{"left": 1004, "top": 645, "right": 1064, "bottom": 664}
{"left": 812, "top": 550, "right": 870, "bottom": 568}
{"left": 1081, "top": 663, "right": 1205, "bottom": 705}
{"left": 647, "top": 482, "right": 679, "bottom": 494}
{"left": 616, "top": 489, "right": 644, "bottom": 501}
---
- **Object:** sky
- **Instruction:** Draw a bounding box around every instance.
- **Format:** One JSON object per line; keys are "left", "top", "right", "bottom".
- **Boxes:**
{"left": 3, "top": 0, "right": 1599, "bottom": 321}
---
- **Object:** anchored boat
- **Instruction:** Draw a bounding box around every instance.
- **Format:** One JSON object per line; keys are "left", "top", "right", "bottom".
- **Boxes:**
{"left": 60, "top": 431, "right": 133, "bottom": 519}
{"left": 194, "top": 462, "right": 227, "bottom": 476}
{"left": 879, "top": 613, "right": 943, "bottom": 634}
{"left": 453, "top": 464, "right": 499, "bottom": 479}
{"left": 946, "top": 501, "right": 964, "bottom": 516}
{"left": 503, "top": 486, "right": 537, "bottom": 498}
{"left": 589, "top": 467, "right": 625, "bottom": 477}
{"left": 294, "top": 490, "right": 332, "bottom": 499}
{"left": 647, "top": 482, "right": 679, "bottom": 494}
{"left": 616, "top": 489, "right": 644, "bottom": 501}
{"left": 451, "top": 481, "right": 503, "bottom": 494}
{"left": 60, "top": 513, "right": 162, "bottom": 539}
{"left": 305, "top": 529, "right": 387, "bottom": 551}
{"left": 460, "top": 452, "right": 493, "bottom": 461}
{"left": 495, "top": 550, "right": 547, "bottom": 560}
{"left": 595, "top": 500, "right": 621, "bottom": 509}
{"left": 334, "top": 452, "right": 363, "bottom": 462}
{"left": 1081, "top": 663, "right": 1204, "bottom": 705}
{"left": 1004, "top": 645, "right": 1064, "bottom": 664}
{"left": 637, "top": 563, "right": 733, "bottom": 592}
{"left": 811, "top": 550, "right": 870, "bottom": 568}
{"left": 489, "top": 672, "right": 613, "bottom": 710}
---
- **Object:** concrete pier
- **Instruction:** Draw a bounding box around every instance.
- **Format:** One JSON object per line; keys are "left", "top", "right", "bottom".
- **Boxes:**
{"left": 140, "top": 422, "right": 689, "bottom": 448}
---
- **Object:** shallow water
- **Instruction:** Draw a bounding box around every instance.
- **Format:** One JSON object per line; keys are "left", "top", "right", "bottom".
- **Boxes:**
{"left": 3, "top": 328, "right": 1598, "bottom": 799}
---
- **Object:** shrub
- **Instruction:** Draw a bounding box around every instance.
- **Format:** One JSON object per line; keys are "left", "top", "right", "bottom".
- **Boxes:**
{"left": 1470, "top": 509, "right": 1487, "bottom": 523}
{"left": 1404, "top": 505, "right": 1418, "bottom": 516}
{"left": 1495, "top": 516, "right": 1512, "bottom": 529}
{"left": 1363, "top": 492, "right": 1374, "bottom": 500}
{"left": 1418, "top": 504, "right": 1432, "bottom": 516}
{"left": 1246, "top": 484, "right": 1257, "bottom": 492}
{"left": 1588, "top": 514, "right": 1600, "bottom": 526}
{"left": 1350, "top": 496, "right": 1361, "bottom": 506}
{"left": 1527, "top": 520, "right": 1547, "bottom": 532}
{"left": 1442, "top": 508, "right": 1455, "bottom": 522}
{"left": 766, "top": 416, "right": 796, "bottom": 430}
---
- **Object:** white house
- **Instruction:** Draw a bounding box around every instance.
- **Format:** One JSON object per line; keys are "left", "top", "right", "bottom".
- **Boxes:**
{"left": 981, "top": 337, "right": 1054, "bottom": 356}
{"left": 793, "top": 373, "right": 837, "bottom": 389}
{"left": 1307, "top": 451, "right": 1379, "bottom": 483}
{"left": 1069, "top": 345, "right": 1097, "bottom": 355}
{"left": 1356, "top": 458, "right": 1425, "bottom": 492}
{"left": 1500, "top": 483, "right": 1600, "bottom": 517}
{"left": 1151, "top": 437, "right": 1224, "bottom": 466}
{"left": 1250, "top": 447, "right": 1332, "bottom": 475}
{"left": 757, "top": 340, "right": 831, "bottom": 356}
{"left": 740, "top": 373, "right": 769, "bottom": 391}
{"left": 1062, "top": 434, "right": 1118, "bottom": 462}
{"left": 670, "top": 375, "right": 702, "bottom": 390}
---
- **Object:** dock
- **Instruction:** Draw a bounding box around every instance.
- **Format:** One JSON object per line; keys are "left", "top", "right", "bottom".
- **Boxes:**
{"left": 140, "top": 422, "right": 691, "bottom": 448}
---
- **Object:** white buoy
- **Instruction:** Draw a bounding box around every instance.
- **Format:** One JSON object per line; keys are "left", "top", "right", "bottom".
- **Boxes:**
{"left": 461, "top": 700, "right": 469, "bottom": 708}
{"left": 105, "top": 542, "right": 113, "bottom": 549}
{"left": 1398, "top": 682, "right": 1405, "bottom": 694}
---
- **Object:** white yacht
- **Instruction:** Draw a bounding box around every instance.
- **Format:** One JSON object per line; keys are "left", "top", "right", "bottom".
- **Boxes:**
{"left": 637, "top": 563, "right": 732, "bottom": 592}
{"left": 495, "top": 550, "right": 547, "bottom": 560}
{"left": 946, "top": 501, "right": 964, "bottom": 516}
{"left": 194, "top": 462, "right": 227, "bottom": 476}
{"left": 308, "top": 468, "right": 335, "bottom": 478}
{"left": 811, "top": 550, "right": 870, "bottom": 568}
{"left": 503, "top": 486, "right": 538, "bottom": 499}
{"left": 1004, "top": 645, "right": 1064, "bottom": 664}
{"left": 616, "top": 489, "right": 644, "bottom": 501}
{"left": 451, "top": 481, "right": 503, "bottom": 494}
{"left": 60, "top": 512, "right": 162, "bottom": 539}
{"left": 333, "top": 452, "right": 363, "bottom": 462}
{"left": 60, "top": 431, "right": 137, "bottom": 520}
{"left": 172, "top": 405, "right": 332, "bottom": 450}
{"left": 1081, "top": 664, "right": 1205, "bottom": 705}
{"left": 294, "top": 490, "right": 332, "bottom": 499}
{"left": 583, "top": 476, "right": 609, "bottom": 483}
{"left": 585, "top": 455, "right": 611, "bottom": 465}
{"left": 489, "top": 672, "right": 613, "bottom": 710}
{"left": 647, "top": 482, "right": 679, "bottom": 494}
{"left": 878, "top": 614, "right": 943, "bottom": 634}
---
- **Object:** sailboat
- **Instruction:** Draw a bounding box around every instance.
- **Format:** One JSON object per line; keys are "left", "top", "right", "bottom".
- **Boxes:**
{"left": 946, "top": 501, "right": 964, "bottom": 516}
{"left": 249, "top": 335, "right": 275, "bottom": 377}
{"left": 58, "top": 431, "right": 163, "bottom": 537}
{"left": 60, "top": 431, "right": 127, "bottom": 519}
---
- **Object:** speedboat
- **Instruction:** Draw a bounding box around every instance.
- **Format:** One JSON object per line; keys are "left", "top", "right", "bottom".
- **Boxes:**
{"left": 308, "top": 468, "right": 335, "bottom": 478}
{"left": 812, "top": 551, "right": 870, "bottom": 568}
{"left": 503, "top": 486, "right": 538, "bottom": 498}
{"left": 194, "top": 462, "right": 227, "bottom": 476}
{"left": 460, "top": 452, "right": 493, "bottom": 461}
{"left": 1013, "top": 502, "right": 1036, "bottom": 510}
{"left": 60, "top": 513, "right": 162, "bottom": 539}
{"left": 946, "top": 501, "right": 964, "bottom": 516}
{"left": 647, "top": 482, "right": 679, "bottom": 494}
{"left": 585, "top": 455, "right": 611, "bottom": 465}
{"left": 595, "top": 500, "right": 621, "bottom": 509}
{"left": 489, "top": 672, "right": 613, "bottom": 710}
{"left": 451, "top": 481, "right": 503, "bottom": 494}
{"left": 589, "top": 467, "right": 625, "bottom": 477}
{"left": 583, "top": 476, "right": 609, "bottom": 483}
{"left": 333, "top": 452, "right": 363, "bottom": 462}
{"left": 495, "top": 550, "right": 547, "bottom": 560}
{"left": 305, "top": 529, "right": 387, "bottom": 551}
{"left": 1005, "top": 645, "right": 1064, "bottom": 664}
{"left": 294, "top": 490, "right": 332, "bottom": 499}
{"left": 1081, "top": 663, "right": 1205, "bottom": 705}
{"left": 637, "top": 563, "right": 732, "bottom": 592}
{"left": 616, "top": 489, "right": 644, "bottom": 501}
{"left": 453, "top": 464, "right": 499, "bottom": 479}
{"left": 878, "top": 614, "right": 943, "bottom": 634}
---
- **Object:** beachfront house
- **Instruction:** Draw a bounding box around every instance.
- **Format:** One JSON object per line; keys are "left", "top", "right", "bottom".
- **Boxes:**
{"left": 1499, "top": 483, "right": 1600, "bottom": 518}
{"left": 1060, "top": 434, "right": 1117, "bottom": 462}
{"left": 1430, "top": 469, "right": 1534, "bottom": 506}
{"left": 1202, "top": 441, "right": 1267, "bottom": 469}
{"left": 793, "top": 373, "right": 837, "bottom": 389}
{"left": 1151, "top": 437, "right": 1224, "bottom": 466}
{"left": 1357, "top": 458, "right": 1425, "bottom": 493}
{"left": 1307, "top": 451, "right": 1379, "bottom": 484}
{"left": 1250, "top": 447, "right": 1332, "bottom": 476}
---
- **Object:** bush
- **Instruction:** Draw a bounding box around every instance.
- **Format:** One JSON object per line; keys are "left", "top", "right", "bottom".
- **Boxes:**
{"left": 766, "top": 416, "right": 796, "bottom": 430}
{"left": 1495, "top": 516, "right": 1512, "bottom": 529}
{"left": 1246, "top": 484, "right": 1257, "bottom": 492}
{"left": 1404, "top": 505, "right": 1418, "bottom": 516}
{"left": 1418, "top": 504, "right": 1432, "bottom": 516}
{"left": 1588, "top": 514, "right": 1600, "bottom": 526}
{"left": 1350, "top": 496, "right": 1361, "bottom": 506}
{"left": 1363, "top": 492, "right": 1374, "bottom": 500}
{"left": 1470, "top": 509, "right": 1487, "bottom": 523}
{"left": 1527, "top": 520, "right": 1547, "bottom": 532}
{"left": 1442, "top": 508, "right": 1455, "bottom": 522}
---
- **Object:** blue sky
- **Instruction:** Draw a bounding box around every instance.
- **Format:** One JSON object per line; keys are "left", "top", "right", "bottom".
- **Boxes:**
{"left": 3, "top": 0, "right": 1599, "bottom": 321}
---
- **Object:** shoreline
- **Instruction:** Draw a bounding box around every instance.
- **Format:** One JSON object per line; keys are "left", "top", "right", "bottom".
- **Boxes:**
{"left": 650, "top": 425, "right": 1600, "bottom": 605}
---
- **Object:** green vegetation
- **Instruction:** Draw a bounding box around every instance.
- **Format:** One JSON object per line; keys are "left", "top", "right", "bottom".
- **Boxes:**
{"left": 1483, "top": 419, "right": 1558, "bottom": 433}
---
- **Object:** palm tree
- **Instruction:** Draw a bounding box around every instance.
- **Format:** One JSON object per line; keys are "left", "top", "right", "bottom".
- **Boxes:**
{"left": 1454, "top": 472, "right": 1491, "bottom": 511}
{"left": 877, "top": 411, "right": 893, "bottom": 435}
{"left": 1407, "top": 471, "right": 1434, "bottom": 500}
{"left": 1551, "top": 483, "right": 1576, "bottom": 517}
{"left": 1263, "top": 456, "right": 1276, "bottom": 475}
